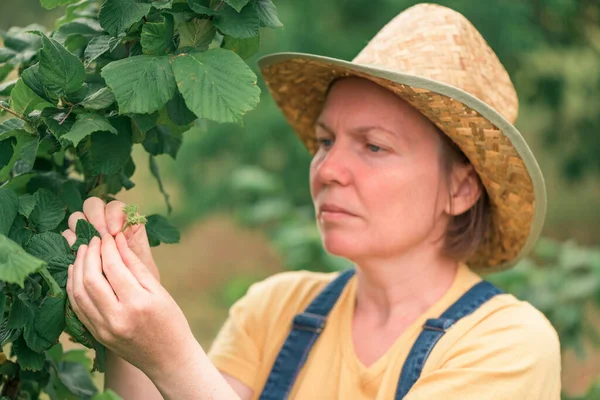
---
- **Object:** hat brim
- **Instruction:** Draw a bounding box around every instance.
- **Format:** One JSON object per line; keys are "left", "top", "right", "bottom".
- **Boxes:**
{"left": 257, "top": 52, "right": 547, "bottom": 274}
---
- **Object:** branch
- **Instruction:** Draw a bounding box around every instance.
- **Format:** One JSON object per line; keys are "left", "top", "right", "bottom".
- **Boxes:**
{"left": 0, "top": 104, "right": 24, "bottom": 120}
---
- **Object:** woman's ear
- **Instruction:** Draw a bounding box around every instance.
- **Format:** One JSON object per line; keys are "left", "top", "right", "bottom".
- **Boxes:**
{"left": 444, "top": 163, "right": 482, "bottom": 216}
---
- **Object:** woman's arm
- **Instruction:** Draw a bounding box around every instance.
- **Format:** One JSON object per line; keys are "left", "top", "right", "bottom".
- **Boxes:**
{"left": 104, "top": 350, "right": 163, "bottom": 399}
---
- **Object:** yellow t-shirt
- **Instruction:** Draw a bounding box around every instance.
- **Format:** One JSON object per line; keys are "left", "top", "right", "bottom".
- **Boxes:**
{"left": 208, "top": 263, "right": 561, "bottom": 399}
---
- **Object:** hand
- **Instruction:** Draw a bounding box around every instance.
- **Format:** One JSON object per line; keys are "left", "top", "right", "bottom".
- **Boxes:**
{"left": 62, "top": 197, "right": 160, "bottom": 282}
{"left": 67, "top": 233, "right": 197, "bottom": 377}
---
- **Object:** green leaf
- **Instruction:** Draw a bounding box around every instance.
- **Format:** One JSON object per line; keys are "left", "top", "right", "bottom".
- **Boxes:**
{"left": 222, "top": 35, "right": 259, "bottom": 60}
{"left": 11, "top": 335, "right": 45, "bottom": 371}
{"left": 148, "top": 156, "right": 172, "bottom": 215}
{"left": 58, "top": 180, "right": 84, "bottom": 214}
{"left": 0, "top": 47, "right": 17, "bottom": 63}
{"left": 0, "top": 118, "right": 26, "bottom": 137}
{"left": 84, "top": 34, "right": 122, "bottom": 65}
{"left": 152, "top": 0, "right": 173, "bottom": 9}
{"left": 0, "top": 138, "right": 16, "bottom": 170}
{"left": 80, "top": 87, "right": 116, "bottom": 110}
{"left": 8, "top": 214, "right": 33, "bottom": 248}
{"left": 58, "top": 361, "right": 99, "bottom": 398}
{"left": 21, "top": 63, "right": 53, "bottom": 103}
{"left": 166, "top": 90, "right": 197, "bottom": 125}
{"left": 99, "top": 0, "right": 152, "bottom": 37}
{"left": 178, "top": 18, "right": 216, "bottom": 50}
{"left": 71, "top": 219, "right": 100, "bottom": 251}
{"left": 18, "top": 193, "right": 36, "bottom": 218}
{"left": 142, "top": 125, "right": 182, "bottom": 159}
{"left": 141, "top": 15, "right": 175, "bottom": 56}
{"left": 24, "top": 295, "right": 66, "bottom": 352}
{"left": 225, "top": 0, "right": 249, "bottom": 12}
{"left": 37, "top": 33, "right": 86, "bottom": 96}
{"left": 187, "top": 0, "right": 218, "bottom": 15}
{"left": 26, "top": 232, "right": 72, "bottom": 263}
{"left": 0, "top": 78, "right": 17, "bottom": 96}
{"left": 0, "top": 235, "right": 45, "bottom": 287}
{"left": 92, "top": 390, "right": 123, "bottom": 400}
{"left": 213, "top": 3, "right": 259, "bottom": 39}
{"left": 15, "top": 134, "right": 39, "bottom": 174}
{"left": 79, "top": 118, "right": 132, "bottom": 175}
{"left": 39, "top": 266, "right": 63, "bottom": 297}
{"left": 253, "top": 0, "right": 283, "bottom": 28}
{"left": 65, "top": 299, "right": 95, "bottom": 348}
{"left": 40, "top": 0, "right": 81, "bottom": 10}
{"left": 172, "top": 49, "right": 260, "bottom": 124}
{"left": 146, "top": 214, "right": 179, "bottom": 246}
{"left": 63, "top": 113, "right": 118, "bottom": 147}
{"left": 7, "top": 294, "right": 35, "bottom": 329}
{"left": 10, "top": 79, "right": 53, "bottom": 116}
{"left": 101, "top": 55, "right": 176, "bottom": 114}
{"left": 29, "top": 189, "right": 67, "bottom": 233}
{"left": 0, "top": 188, "right": 19, "bottom": 236}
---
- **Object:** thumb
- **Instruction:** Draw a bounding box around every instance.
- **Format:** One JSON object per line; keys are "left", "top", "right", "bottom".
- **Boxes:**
{"left": 115, "top": 232, "right": 159, "bottom": 290}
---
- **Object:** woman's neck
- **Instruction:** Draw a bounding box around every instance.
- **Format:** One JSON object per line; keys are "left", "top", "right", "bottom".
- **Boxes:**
{"left": 352, "top": 253, "right": 459, "bottom": 328}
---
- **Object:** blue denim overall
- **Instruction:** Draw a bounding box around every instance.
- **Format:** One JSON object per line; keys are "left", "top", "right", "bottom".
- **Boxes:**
{"left": 258, "top": 268, "right": 503, "bottom": 399}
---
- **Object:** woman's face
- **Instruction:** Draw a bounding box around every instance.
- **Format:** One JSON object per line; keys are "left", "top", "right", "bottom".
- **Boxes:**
{"left": 310, "top": 77, "right": 451, "bottom": 263}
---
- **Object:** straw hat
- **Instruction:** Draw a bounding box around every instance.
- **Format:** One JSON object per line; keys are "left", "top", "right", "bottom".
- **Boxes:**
{"left": 256, "top": 3, "right": 546, "bottom": 273}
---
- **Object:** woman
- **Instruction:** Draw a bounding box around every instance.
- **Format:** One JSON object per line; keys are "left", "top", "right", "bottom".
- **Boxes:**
{"left": 62, "top": 4, "right": 561, "bottom": 400}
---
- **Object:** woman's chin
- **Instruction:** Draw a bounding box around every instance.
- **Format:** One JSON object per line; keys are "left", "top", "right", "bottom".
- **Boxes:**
{"left": 321, "top": 234, "right": 363, "bottom": 259}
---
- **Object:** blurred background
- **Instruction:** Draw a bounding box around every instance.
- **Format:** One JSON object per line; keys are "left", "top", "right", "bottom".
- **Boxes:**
{"left": 2, "top": 0, "right": 600, "bottom": 397}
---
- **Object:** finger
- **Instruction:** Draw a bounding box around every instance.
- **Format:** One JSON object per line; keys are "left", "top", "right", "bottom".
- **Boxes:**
{"left": 115, "top": 232, "right": 159, "bottom": 290}
{"left": 62, "top": 229, "right": 77, "bottom": 247}
{"left": 68, "top": 212, "right": 88, "bottom": 232}
{"left": 83, "top": 197, "right": 109, "bottom": 236}
{"left": 100, "top": 234, "right": 141, "bottom": 302}
{"left": 82, "top": 237, "right": 119, "bottom": 314}
{"left": 105, "top": 200, "right": 127, "bottom": 236}
{"left": 68, "top": 248, "right": 103, "bottom": 333}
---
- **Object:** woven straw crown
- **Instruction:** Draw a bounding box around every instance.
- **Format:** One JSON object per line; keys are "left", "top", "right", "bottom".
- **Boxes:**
{"left": 257, "top": 3, "right": 547, "bottom": 273}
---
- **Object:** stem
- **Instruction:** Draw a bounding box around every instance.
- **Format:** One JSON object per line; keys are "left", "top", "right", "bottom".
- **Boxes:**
{"left": 59, "top": 104, "right": 74, "bottom": 125}
{"left": 0, "top": 104, "right": 24, "bottom": 120}
{"left": 215, "top": 0, "right": 225, "bottom": 11}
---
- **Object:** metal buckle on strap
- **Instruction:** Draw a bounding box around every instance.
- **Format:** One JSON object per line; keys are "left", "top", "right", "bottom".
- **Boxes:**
{"left": 292, "top": 312, "right": 327, "bottom": 333}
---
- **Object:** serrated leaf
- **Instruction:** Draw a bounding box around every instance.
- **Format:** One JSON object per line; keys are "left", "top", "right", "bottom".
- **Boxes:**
{"left": 187, "top": 0, "right": 217, "bottom": 15}
{"left": 71, "top": 219, "right": 100, "bottom": 251}
{"left": 213, "top": 3, "right": 259, "bottom": 39}
{"left": 80, "top": 87, "right": 116, "bottom": 110}
{"left": 172, "top": 49, "right": 260, "bottom": 124}
{"left": 178, "top": 18, "right": 215, "bottom": 50}
{"left": 38, "top": 34, "right": 85, "bottom": 96}
{"left": 141, "top": 15, "right": 175, "bottom": 56}
{"left": 63, "top": 113, "right": 117, "bottom": 147}
{"left": 146, "top": 214, "right": 179, "bottom": 246}
{"left": 0, "top": 188, "right": 19, "bottom": 236}
{"left": 10, "top": 79, "right": 53, "bottom": 116}
{"left": 148, "top": 156, "right": 172, "bottom": 215}
{"left": 58, "top": 180, "right": 84, "bottom": 214}
{"left": 222, "top": 35, "right": 259, "bottom": 60}
{"left": 58, "top": 361, "right": 99, "bottom": 398}
{"left": 21, "top": 63, "right": 53, "bottom": 102}
{"left": 29, "top": 189, "right": 67, "bottom": 233}
{"left": 101, "top": 55, "right": 176, "bottom": 114}
{"left": 16, "top": 134, "right": 39, "bottom": 174}
{"left": 24, "top": 295, "right": 66, "bottom": 352}
{"left": 26, "top": 231, "right": 72, "bottom": 262}
{"left": 8, "top": 214, "right": 33, "bottom": 247}
{"left": 99, "top": 0, "right": 152, "bottom": 37}
{"left": 39, "top": 266, "right": 63, "bottom": 297}
{"left": 40, "top": 0, "right": 81, "bottom": 10}
{"left": 225, "top": 0, "right": 248, "bottom": 12}
{"left": 65, "top": 299, "right": 95, "bottom": 348}
{"left": 79, "top": 117, "right": 132, "bottom": 175}
{"left": 11, "top": 335, "right": 45, "bottom": 371}
{"left": 0, "top": 235, "right": 46, "bottom": 287}
{"left": 84, "top": 34, "right": 122, "bottom": 65}
{"left": 253, "top": 0, "right": 283, "bottom": 28}
{"left": 18, "top": 193, "right": 36, "bottom": 218}
{"left": 0, "top": 119, "right": 26, "bottom": 137}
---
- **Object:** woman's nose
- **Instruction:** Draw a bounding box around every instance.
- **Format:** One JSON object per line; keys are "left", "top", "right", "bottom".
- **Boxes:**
{"left": 313, "top": 143, "right": 352, "bottom": 186}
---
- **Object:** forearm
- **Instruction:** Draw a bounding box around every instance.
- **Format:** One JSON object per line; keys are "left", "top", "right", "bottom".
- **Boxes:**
{"left": 145, "top": 339, "right": 240, "bottom": 400}
{"left": 105, "top": 349, "right": 163, "bottom": 400}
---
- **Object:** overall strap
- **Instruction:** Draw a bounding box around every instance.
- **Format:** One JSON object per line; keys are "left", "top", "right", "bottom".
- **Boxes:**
{"left": 395, "top": 280, "right": 503, "bottom": 399}
{"left": 259, "top": 268, "right": 356, "bottom": 400}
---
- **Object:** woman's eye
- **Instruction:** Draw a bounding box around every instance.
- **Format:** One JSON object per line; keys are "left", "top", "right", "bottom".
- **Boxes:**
{"left": 317, "top": 138, "right": 333, "bottom": 148}
{"left": 367, "top": 144, "right": 383, "bottom": 153}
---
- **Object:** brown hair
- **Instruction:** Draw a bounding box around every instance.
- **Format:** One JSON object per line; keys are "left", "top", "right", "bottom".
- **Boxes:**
{"left": 436, "top": 128, "right": 492, "bottom": 263}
